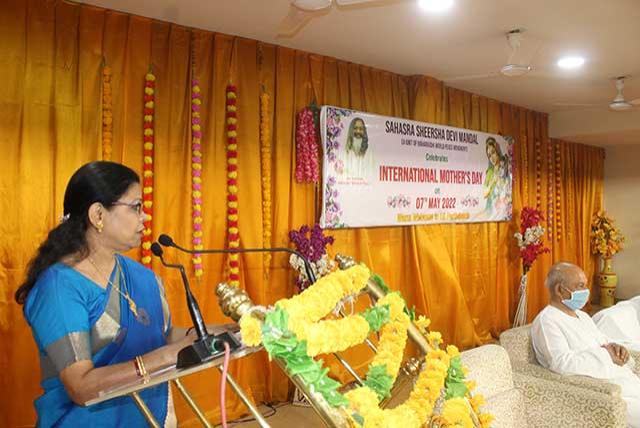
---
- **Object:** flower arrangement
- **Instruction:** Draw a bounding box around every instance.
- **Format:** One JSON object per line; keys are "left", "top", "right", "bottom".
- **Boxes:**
{"left": 101, "top": 64, "right": 113, "bottom": 161}
{"left": 514, "top": 207, "right": 549, "bottom": 274}
{"left": 226, "top": 84, "right": 240, "bottom": 287}
{"left": 238, "top": 264, "right": 493, "bottom": 427}
{"left": 141, "top": 70, "right": 156, "bottom": 267}
{"left": 591, "top": 211, "right": 624, "bottom": 258}
{"left": 191, "top": 77, "right": 204, "bottom": 277}
{"left": 260, "top": 92, "right": 272, "bottom": 277}
{"left": 295, "top": 107, "right": 320, "bottom": 183}
{"left": 289, "top": 224, "right": 335, "bottom": 290}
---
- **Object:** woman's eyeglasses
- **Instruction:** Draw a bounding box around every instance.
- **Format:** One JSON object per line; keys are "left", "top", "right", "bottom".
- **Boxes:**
{"left": 113, "top": 201, "right": 143, "bottom": 214}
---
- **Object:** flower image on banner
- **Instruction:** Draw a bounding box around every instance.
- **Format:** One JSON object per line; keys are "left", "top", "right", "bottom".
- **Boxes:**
{"left": 320, "top": 106, "right": 514, "bottom": 228}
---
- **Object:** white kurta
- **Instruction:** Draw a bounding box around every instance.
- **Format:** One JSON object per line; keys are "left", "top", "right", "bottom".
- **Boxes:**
{"left": 593, "top": 300, "right": 640, "bottom": 352}
{"left": 531, "top": 305, "right": 640, "bottom": 427}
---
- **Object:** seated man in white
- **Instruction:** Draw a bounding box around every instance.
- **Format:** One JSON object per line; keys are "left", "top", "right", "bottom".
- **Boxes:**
{"left": 594, "top": 299, "right": 640, "bottom": 352}
{"left": 531, "top": 262, "right": 640, "bottom": 428}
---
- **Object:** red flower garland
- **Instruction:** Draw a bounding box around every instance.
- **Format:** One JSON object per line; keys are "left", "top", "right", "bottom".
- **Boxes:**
{"left": 295, "top": 107, "right": 319, "bottom": 183}
{"left": 226, "top": 84, "right": 240, "bottom": 287}
{"left": 141, "top": 71, "right": 155, "bottom": 267}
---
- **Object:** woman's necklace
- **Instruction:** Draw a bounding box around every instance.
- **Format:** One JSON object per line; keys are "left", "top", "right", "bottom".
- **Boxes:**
{"left": 87, "top": 256, "right": 139, "bottom": 318}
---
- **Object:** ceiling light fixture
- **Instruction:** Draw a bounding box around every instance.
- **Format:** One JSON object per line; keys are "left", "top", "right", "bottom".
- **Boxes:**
{"left": 557, "top": 56, "right": 585, "bottom": 70}
{"left": 418, "top": 0, "right": 454, "bottom": 13}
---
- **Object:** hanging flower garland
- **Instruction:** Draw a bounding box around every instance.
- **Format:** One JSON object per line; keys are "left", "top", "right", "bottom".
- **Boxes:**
{"left": 547, "top": 140, "right": 554, "bottom": 240}
{"left": 226, "top": 84, "right": 240, "bottom": 287}
{"left": 521, "top": 135, "right": 528, "bottom": 204}
{"left": 191, "top": 77, "right": 204, "bottom": 277}
{"left": 555, "top": 142, "right": 562, "bottom": 241}
{"left": 535, "top": 139, "right": 542, "bottom": 210}
{"left": 295, "top": 107, "right": 320, "bottom": 183}
{"left": 141, "top": 69, "right": 156, "bottom": 267}
{"left": 238, "top": 265, "right": 493, "bottom": 427}
{"left": 102, "top": 64, "right": 113, "bottom": 161}
{"left": 260, "top": 92, "right": 272, "bottom": 278}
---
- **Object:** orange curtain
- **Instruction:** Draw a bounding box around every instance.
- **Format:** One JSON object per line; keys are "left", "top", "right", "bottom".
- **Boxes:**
{"left": 0, "top": 1, "right": 604, "bottom": 426}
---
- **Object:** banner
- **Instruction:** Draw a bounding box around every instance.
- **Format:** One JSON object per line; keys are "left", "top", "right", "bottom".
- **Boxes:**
{"left": 319, "top": 106, "right": 514, "bottom": 228}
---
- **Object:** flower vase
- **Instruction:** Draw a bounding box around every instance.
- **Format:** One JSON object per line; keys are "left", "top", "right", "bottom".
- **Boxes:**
{"left": 598, "top": 257, "right": 618, "bottom": 307}
{"left": 513, "top": 273, "right": 528, "bottom": 327}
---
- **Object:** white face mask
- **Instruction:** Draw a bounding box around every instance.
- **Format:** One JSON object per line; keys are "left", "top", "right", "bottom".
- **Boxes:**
{"left": 561, "top": 286, "right": 590, "bottom": 311}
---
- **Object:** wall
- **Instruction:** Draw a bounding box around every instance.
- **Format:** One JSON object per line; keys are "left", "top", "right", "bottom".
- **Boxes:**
{"left": 604, "top": 144, "right": 640, "bottom": 299}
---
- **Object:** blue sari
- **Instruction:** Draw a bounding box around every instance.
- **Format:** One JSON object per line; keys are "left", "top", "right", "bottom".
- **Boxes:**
{"left": 24, "top": 255, "right": 171, "bottom": 427}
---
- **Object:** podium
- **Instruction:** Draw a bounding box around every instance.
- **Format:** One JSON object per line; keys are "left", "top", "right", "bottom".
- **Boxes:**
{"left": 83, "top": 323, "right": 270, "bottom": 428}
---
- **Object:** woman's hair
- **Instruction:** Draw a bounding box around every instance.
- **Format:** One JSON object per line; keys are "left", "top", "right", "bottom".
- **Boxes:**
{"left": 485, "top": 137, "right": 505, "bottom": 167}
{"left": 15, "top": 161, "right": 140, "bottom": 304}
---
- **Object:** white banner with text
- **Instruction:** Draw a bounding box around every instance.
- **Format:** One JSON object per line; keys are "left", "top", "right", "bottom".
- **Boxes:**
{"left": 319, "top": 106, "right": 513, "bottom": 228}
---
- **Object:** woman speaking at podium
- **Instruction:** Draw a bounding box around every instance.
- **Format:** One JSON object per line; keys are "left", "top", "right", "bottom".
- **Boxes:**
{"left": 15, "top": 161, "right": 193, "bottom": 427}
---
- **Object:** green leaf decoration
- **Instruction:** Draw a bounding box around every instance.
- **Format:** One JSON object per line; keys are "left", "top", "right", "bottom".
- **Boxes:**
{"left": 361, "top": 305, "right": 390, "bottom": 332}
{"left": 352, "top": 413, "right": 365, "bottom": 426}
{"left": 445, "top": 356, "right": 468, "bottom": 399}
{"left": 260, "top": 306, "right": 349, "bottom": 409}
{"left": 370, "top": 273, "right": 391, "bottom": 294}
{"left": 363, "top": 364, "right": 394, "bottom": 401}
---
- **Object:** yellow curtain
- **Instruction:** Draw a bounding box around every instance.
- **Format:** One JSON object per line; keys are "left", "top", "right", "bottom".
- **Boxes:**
{"left": 0, "top": 1, "right": 604, "bottom": 426}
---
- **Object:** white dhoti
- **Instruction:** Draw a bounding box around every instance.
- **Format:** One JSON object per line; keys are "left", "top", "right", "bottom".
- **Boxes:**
{"left": 531, "top": 305, "right": 640, "bottom": 427}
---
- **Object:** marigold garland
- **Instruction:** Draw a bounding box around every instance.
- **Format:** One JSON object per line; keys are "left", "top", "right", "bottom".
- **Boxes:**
{"left": 226, "top": 84, "right": 240, "bottom": 287}
{"left": 260, "top": 92, "right": 272, "bottom": 278}
{"left": 535, "top": 139, "right": 542, "bottom": 210}
{"left": 191, "top": 76, "right": 204, "bottom": 277}
{"left": 141, "top": 70, "right": 155, "bottom": 267}
{"left": 238, "top": 265, "right": 493, "bottom": 427}
{"left": 101, "top": 65, "right": 113, "bottom": 161}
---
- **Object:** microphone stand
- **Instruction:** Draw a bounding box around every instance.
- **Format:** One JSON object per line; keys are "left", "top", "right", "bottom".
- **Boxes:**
{"left": 151, "top": 243, "right": 241, "bottom": 369}
{"left": 158, "top": 234, "right": 317, "bottom": 285}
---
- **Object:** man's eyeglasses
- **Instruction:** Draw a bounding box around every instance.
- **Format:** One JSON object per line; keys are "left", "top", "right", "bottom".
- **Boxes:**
{"left": 113, "top": 201, "right": 143, "bottom": 214}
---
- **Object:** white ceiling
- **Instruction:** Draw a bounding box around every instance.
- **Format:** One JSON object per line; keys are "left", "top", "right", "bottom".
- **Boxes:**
{"left": 77, "top": 0, "right": 640, "bottom": 145}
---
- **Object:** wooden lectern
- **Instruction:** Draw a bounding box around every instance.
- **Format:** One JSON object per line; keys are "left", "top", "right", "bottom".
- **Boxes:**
{"left": 83, "top": 324, "right": 270, "bottom": 428}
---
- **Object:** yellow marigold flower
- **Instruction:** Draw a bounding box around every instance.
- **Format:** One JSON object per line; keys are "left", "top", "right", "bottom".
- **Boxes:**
{"left": 415, "top": 315, "right": 431, "bottom": 334}
{"left": 469, "top": 393, "right": 486, "bottom": 412}
{"left": 302, "top": 315, "right": 369, "bottom": 356}
{"left": 226, "top": 104, "right": 235, "bottom": 112}
{"left": 142, "top": 241, "right": 152, "bottom": 250}
{"left": 227, "top": 131, "right": 237, "bottom": 138}
{"left": 239, "top": 313, "right": 263, "bottom": 346}
{"left": 228, "top": 143, "right": 238, "bottom": 151}
{"left": 229, "top": 253, "right": 239, "bottom": 262}
{"left": 441, "top": 397, "right": 473, "bottom": 428}
{"left": 142, "top": 256, "right": 152, "bottom": 264}
{"left": 427, "top": 331, "right": 442, "bottom": 348}
{"left": 446, "top": 344, "right": 460, "bottom": 358}
{"left": 144, "top": 128, "right": 154, "bottom": 136}
{"left": 143, "top": 170, "right": 153, "bottom": 178}
{"left": 465, "top": 380, "right": 477, "bottom": 392}
{"left": 145, "top": 73, "right": 156, "bottom": 81}
{"left": 145, "top": 101, "right": 154, "bottom": 108}
{"left": 479, "top": 412, "right": 495, "bottom": 428}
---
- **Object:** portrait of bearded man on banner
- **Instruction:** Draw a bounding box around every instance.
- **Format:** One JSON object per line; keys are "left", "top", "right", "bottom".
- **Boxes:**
{"left": 336, "top": 117, "right": 375, "bottom": 181}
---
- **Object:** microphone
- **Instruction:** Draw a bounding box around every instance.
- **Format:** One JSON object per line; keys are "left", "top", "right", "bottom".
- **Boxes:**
{"left": 158, "top": 234, "right": 317, "bottom": 285}
{"left": 151, "top": 243, "right": 241, "bottom": 369}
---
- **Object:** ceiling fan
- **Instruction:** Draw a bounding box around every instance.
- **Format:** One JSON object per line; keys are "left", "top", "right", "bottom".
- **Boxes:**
{"left": 554, "top": 77, "right": 640, "bottom": 112}
{"left": 277, "top": 0, "right": 386, "bottom": 37}
{"left": 443, "top": 29, "right": 543, "bottom": 82}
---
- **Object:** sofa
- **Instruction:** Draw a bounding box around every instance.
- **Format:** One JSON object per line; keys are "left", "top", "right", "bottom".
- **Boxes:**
{"left": 499, "top": 324, "right": 639, "bottom": 427}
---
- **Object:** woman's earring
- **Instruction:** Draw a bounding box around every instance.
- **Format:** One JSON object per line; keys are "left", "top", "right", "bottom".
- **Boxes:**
{"left": 97, "top": 222, "right": 104, "bottom": 233}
